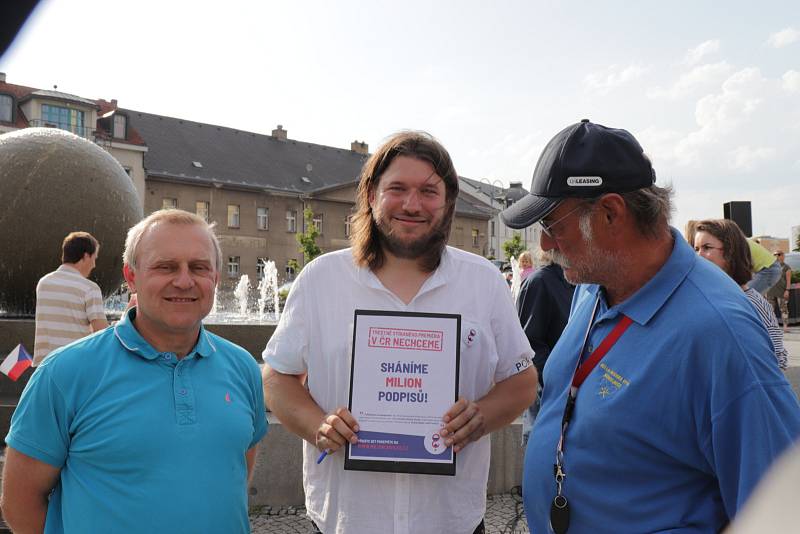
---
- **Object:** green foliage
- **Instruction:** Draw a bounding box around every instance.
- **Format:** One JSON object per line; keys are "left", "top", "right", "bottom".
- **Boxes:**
{"left": 286, "top": 258, "right": 300, "bottom": 274}
{"left": 297, "top": 208, "right": 322, "bottom": 263}
{"left": 278, "top": 287, "right": 290, "bottom": 307}
{"left": 502, "top": 232, "right": 525, "bottom": 261}
{"left": 794, "top": 233, "right": 800, "bottom": 252}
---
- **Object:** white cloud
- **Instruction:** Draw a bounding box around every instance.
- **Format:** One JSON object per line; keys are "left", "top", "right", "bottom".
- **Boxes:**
{"left": 648, "top": 61, "right": 732, "bottom": 100}
{"left": 782, "top": 70, "right": 800, "bottom": 92}
{"left": 583, "top": 64, "right": 647, "bottom": 95}
{"left": 728, "top": 146, "right": 777, "bottom": 172}
{"left": 674, "top": 67, "right": 768, "bottom": 165}
{"left": 767, "top": 27, "right": 800, "bottom": 48}
{"left": 684, "top": 39, "right": 720, "bottom": 65}
{"left": 636, "top": 126, "right": 684, "bottom": 167}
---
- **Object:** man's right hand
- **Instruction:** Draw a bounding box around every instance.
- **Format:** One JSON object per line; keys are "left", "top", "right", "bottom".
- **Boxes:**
{"left": 315, "top": 407, "right": 360, "bottom": 454}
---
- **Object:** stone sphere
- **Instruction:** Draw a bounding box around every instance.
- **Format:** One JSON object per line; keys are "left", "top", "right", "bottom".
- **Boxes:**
{"left": 0, "top": 128, "right": 143, "bottom": 316}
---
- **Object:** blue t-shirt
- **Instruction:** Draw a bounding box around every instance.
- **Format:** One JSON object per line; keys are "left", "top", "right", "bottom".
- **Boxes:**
{"left": 523, "top": 229, "right": 800, "bottom": 533}
{"left": 6, "top": 309, "right": 268, "bottom": 534}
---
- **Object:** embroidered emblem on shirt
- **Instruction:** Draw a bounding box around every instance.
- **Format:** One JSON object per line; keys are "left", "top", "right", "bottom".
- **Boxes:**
{"left": 225, "top": 392, "right": 232, "bottom": 403}
{"left": 597, "top": 362, "right": 631, "bottom": 398}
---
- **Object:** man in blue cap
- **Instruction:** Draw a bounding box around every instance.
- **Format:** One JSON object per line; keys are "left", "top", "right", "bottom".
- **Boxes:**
{"left": 502, "top": 119, "right": 800, "bottom": 533}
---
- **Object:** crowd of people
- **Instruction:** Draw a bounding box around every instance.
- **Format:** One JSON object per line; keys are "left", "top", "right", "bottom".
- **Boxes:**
{"left": 2, "top": 120, "right": 798, "bottom": 534}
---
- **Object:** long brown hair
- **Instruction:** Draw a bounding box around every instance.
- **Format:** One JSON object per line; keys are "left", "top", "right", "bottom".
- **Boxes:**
{"left": 695, "top": 219, "right": 753, "bottom": 285}
{"left": 350, "top": 131, "right": 459, "bottom": 271}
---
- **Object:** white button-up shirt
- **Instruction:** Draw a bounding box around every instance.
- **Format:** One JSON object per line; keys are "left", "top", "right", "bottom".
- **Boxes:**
{"left": 264, "top": 247, "right": 533, "bottom": 534}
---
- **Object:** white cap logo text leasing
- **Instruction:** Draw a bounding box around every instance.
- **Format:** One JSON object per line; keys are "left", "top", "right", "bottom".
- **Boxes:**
{"left": 567, "top": 176, "right": 603, "bottom": 187}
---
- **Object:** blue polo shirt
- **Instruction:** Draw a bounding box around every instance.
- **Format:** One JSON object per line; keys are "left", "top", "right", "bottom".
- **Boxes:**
{"left": 523, "top": 228, "right": 800, "bottom": 533}
{"left": 6, "top": 309, "right": 268, "bottom": 534}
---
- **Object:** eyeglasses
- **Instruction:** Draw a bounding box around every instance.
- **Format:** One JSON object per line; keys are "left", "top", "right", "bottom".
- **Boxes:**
{"left": 539, "top": 203, "right": 585, "bottom": 239}
{"left": 694, "top": 244, "right": 724, "bottom": 253}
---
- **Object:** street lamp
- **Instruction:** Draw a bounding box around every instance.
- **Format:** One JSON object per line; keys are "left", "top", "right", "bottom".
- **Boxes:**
{"left": 479, "top": 178, "right": 505, "bottom": 259}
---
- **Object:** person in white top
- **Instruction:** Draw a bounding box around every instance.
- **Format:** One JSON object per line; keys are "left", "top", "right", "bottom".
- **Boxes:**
{"left": 33, "top": 231, "right": 109, "bottom": 365}
{"left": 262, "top": 131, "right": 537, "bottom": 534}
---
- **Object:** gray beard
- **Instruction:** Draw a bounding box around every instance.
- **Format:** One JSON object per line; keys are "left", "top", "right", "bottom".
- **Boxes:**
{"left": 550, "top": 216, "right": 620, "bottom": 286}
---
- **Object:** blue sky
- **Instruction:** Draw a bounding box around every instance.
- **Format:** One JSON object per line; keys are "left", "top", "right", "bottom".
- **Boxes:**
{"left": 2, "top": 0, "right": 798, "bottom": 237}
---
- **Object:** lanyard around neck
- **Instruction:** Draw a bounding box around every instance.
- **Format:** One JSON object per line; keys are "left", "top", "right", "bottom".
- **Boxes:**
{"left": 558, "top": 294, "right": 634, "bottom": 449}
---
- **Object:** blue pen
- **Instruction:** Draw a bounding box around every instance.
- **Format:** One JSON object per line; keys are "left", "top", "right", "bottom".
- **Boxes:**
{"left": 316, "top": 450, "right": 330, "bottom": 464}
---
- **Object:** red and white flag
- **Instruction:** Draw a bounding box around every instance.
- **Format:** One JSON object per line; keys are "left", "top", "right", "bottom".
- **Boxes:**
{"left": 0, "top": 344, "right": 33, "bottom": 381}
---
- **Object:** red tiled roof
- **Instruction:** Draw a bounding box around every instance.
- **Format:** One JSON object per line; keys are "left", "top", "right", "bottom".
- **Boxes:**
{"left": 0, "top": 80, "right": 146, "bottom": 146}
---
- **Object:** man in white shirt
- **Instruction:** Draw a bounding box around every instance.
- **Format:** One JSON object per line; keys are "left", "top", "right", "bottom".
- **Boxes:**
{"left": 33, "top": 231, "right": 109, "bottom": 365}
{"left": 262, "top": 131, "right": 536, "bottom": 534}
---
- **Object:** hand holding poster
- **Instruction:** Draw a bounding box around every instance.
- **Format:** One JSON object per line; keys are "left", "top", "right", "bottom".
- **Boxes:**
{"left": 345, "top": 310, "right": 460, "bottom": 475}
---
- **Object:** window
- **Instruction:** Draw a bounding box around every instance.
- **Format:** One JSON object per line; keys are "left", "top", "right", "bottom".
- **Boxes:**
{"left": 0, "top": 94, "right": 12, "bottom": 123}
{"left": 286, "top": 210, "right": 297, "bottom": 232}
{"left": 227, "top": 204, "right": 240, "bottom": 228}
{"left": 257, "top": 207, "right": 269, "bottom": 230}
{"left": 256, "top": 257, "right": 270, "bottom": 280}
{"left": 227, "top": 256, "right": 240, "bottom": 277}
{"left": 41, "top": 104, "right": 85, "bottom": 136}
{"left": 312, "top": 213, "right": 323, "bottom": 234}
{"left": 286, "top": 261, "right": 296, "bottom": 280}
{"left": 113, "top": 114, "right": 127, "bottom": 139}
{"left": 490, "top": 220, "right": 496, "bottom": 237}
{"left": 162, "top": 198, "right": 177, "bottom": 210}
{"left": 344, "top": 215, "right": 353, "bottom": 238}
{"left": 472, "top": 229, "right": 479, "bottom": 247}
{"left": 196, "top": 201, "right": 209, "bottom": 222}
{"left": 122, "top": 166, "right": 132, "bottom": 177}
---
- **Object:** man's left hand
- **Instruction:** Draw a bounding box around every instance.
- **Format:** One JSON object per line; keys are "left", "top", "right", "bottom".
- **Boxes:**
{"left": 439, "top": 397, "right": 485, "bottom": 453}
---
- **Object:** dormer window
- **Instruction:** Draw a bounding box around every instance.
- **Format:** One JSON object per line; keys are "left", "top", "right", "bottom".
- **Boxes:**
{"left": 0, "top": 94, "right": 12, "bottom": 122}
{"left": 113, "top": 114, "right": 127, "bottom": 139}
{"left": 41, "top": 104, "right": 85, "bottom": 136}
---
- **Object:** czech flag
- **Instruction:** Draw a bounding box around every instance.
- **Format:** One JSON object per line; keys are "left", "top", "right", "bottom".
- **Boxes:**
{"left": 0, "top": 344, "right": 33, "bottom": 381}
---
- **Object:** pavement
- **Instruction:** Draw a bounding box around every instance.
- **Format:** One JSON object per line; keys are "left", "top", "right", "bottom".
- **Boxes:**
{"left": 248, "top": 326, "right": 800, "bottom": 534}
{"left": 249, "top": 490, "right": 529, "bottom": 534}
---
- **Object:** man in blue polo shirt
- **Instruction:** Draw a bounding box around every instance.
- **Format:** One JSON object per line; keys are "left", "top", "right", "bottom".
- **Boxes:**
{"left": 2, "top": 209, "right": 267, "bottom": 533}
{"left": 501, "top": 120, "right": 800, "bottom": 533}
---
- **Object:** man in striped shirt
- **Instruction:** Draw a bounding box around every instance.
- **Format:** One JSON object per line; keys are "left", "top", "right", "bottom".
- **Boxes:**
{"left": 33, "top": 232, "right": 109, "bottom": 366}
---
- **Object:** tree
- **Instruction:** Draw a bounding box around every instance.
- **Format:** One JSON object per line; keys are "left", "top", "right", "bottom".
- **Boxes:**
{"left": 297, "top": 207, "right": 322, "bottom": 264}
{"left": 794, "top": 233, "right": 800, "bottom": 252}
{"left": 502, "top": 232, "right": 525, "bottom": 261}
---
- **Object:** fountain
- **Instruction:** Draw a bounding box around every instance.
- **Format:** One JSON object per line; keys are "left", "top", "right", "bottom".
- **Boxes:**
{"left": 234, "top": 274, "right": 252, "bottom": 317}
{"left": 257, "top": 260, "right": 281, "bottom": 321}
{"left": 0, "top": 128, "right": 141, "bottom": 315}
{"left": 509, "top": 256, "right": 522, "bottom": 301}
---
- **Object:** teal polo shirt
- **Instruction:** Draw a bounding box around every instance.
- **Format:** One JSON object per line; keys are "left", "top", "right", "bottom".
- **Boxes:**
{"left": 6, "top": 309, "right": 268, "bottom": 534}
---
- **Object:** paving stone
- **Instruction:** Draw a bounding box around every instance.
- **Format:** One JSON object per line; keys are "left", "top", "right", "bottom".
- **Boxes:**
{"left": 248, "top": 491, "right": 529, "bottom": 533}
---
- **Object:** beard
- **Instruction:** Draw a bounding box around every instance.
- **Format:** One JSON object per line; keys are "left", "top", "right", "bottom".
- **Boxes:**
{"left": 550, "top": 215, "right": 621, "bottom": 286}
{"left": 374, "top": 209, "right": 450, "bottom": 264}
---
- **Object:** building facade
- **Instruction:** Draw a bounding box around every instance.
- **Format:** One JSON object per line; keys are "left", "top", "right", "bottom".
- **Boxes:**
{"left": 460, "top": 177, "right": 541, "bottom": 260}
{"left": 2, "top": 73, "right": 495, "bottom": 291}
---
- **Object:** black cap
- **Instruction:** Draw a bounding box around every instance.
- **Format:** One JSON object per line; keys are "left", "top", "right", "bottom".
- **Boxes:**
{"left": 500, "top": 120, "right": 656, "bottom": 229}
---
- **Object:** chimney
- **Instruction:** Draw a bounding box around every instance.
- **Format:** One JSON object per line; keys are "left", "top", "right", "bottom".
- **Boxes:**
{"left": 272, "top": 124, "right": 287, "bottom": 141}
{"left": 509, "top": 181, "right": 523, "bottom": 189}
{"left": 111, "top": 99, "right": 118, "bottom": 108}
{"left": 351, "top": 140, "right": 368, "bottom": 154}
{"left": 0, "top": 72, "right": 6, "bottom": 83}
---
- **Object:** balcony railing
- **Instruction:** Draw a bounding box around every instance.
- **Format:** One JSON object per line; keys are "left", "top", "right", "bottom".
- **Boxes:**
{"left": 29, "top": 119, "right": 95, "bottom": 139}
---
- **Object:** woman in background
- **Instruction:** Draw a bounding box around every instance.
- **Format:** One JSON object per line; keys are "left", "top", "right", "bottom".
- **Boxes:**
{"left": 693, "top": 219, "right": 788, "bottom": 370}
